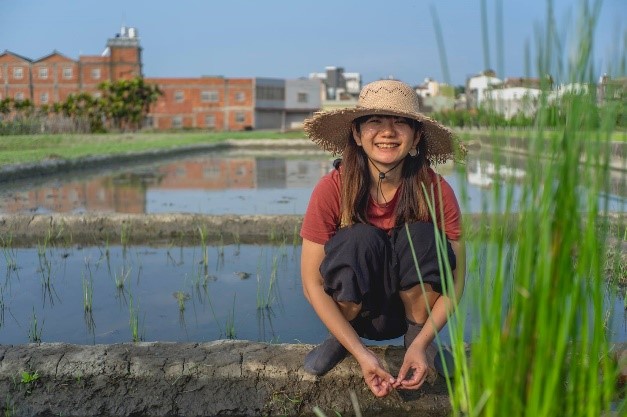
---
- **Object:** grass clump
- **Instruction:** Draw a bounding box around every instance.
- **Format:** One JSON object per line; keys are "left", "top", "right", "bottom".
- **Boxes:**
{"left": 440, "top": 1, "right": 624, "bottom": 416}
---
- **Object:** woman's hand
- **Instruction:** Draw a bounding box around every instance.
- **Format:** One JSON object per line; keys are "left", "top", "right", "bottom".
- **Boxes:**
{"left": 356, "top": 349, "right": 395, "bottom": 397}
{"left": 393, "top": 344, "right": 430, "bottom": 390}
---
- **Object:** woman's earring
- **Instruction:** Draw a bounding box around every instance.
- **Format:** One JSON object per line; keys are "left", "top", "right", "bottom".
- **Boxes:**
{"left": 408, "top": 147, "right": 418, "bottom": 157}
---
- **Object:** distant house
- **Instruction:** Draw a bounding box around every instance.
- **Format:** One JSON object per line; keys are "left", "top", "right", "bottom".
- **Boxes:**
{"left": 309, "top": 66, "right": 361, "bottom": 110}
{"left": 483, "top": 77, "right": 542, "bottom": 119}
{"left": 414, "top": 78, "right": 456, "bottom": 112}
{"left": 465, "top": 70, "right": 502, "bottom": 109}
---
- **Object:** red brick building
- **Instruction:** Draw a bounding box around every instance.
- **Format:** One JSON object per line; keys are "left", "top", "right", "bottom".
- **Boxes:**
{"left": 0, "top": 27, "right": 142, "bottom": 105}
{"left": 1, "top": 27, "right": 321, "bottom": 131}
{"left": 147, "top": 77, "right": 254, "bottom": 131}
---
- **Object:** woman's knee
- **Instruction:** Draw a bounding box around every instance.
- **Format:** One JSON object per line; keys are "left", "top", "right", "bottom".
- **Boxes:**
{"left": 336, "top": 300, "right": 362, "bottom": 321}
{"left": 399, "top": 283, "right": 440, "bottom": 322}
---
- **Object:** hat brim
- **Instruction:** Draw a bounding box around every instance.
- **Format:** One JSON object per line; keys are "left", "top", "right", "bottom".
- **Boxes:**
{"left": 304, "top": 107, "right": 464, "bottom": 163}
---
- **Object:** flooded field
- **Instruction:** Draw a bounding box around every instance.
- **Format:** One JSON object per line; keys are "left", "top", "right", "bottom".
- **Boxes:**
{"left": 0, "top": 240, "right": 625, "bottom": 345}
{"left": 0, "top": 148, "right": 624, "bottom": 345}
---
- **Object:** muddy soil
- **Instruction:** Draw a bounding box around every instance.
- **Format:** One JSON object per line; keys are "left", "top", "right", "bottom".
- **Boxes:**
{"left": 0, "top": 341, "right": 452, "bottom": 417}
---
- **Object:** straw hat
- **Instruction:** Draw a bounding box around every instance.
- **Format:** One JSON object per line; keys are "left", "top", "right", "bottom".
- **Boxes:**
{"left": 304, "top": 79, "right": 465, "bottom": 164}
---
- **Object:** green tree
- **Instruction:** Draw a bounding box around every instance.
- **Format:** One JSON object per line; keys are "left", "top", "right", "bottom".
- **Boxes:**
{"left": 98, "top": 77, "right": 162, "bottom": 131}
{"left": 59, "top": 92, "right": 105, "bottom": 132}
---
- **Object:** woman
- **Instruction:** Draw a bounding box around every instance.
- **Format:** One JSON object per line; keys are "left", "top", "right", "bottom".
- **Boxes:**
{"left": 300, "top": 79, "right": 466, "bottom": 398}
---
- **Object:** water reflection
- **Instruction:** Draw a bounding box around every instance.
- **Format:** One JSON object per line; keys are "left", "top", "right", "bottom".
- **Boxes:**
{"left": 0, "top": 151, "right": 624, "bottom": 214}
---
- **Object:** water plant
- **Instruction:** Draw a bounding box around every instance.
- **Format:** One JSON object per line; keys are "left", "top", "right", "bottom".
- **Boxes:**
{"left": 0, "top": 235, "right": 18, "bottom": 275}
{"left": 225, "top": 293, "right": 236, "bottom": 339}
{"left": 427, "top": 1, "right": 624, "bottom": 415}
{"left": 232, "top": 230, "right": 241, "bottom": 255}
{"left": 174, "top": 290, "right": 188, "bottom": 313}
{"left": 3, "top": 395, "right": 15, "bottom": 417}
{"left": 217, "top": 233, "right": 225, "bottom": 258}
{"left": 120, "top": 222, "right": 132, "bottom": 247}
{"left": 0, "top": 287, "right": 4, "bottom": 329}
{"left": 197, "top": 225, "right": 209, "bottom": 268}
{"left": 113, "top": 265, "right": 131, "bottom": 291}
{"left": 128, "top": 294, "right": 144, "bottom": 342}
{"left": 82, "top": 257, "right": 94, "bottom": 313}
{"left": 27, "top": 308, "right": 42, "bottom": 343}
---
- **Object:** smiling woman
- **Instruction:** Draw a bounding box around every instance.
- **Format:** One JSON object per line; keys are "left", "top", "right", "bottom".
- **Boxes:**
{"left": 300, "top": 79, "right": 467, "bottom": 397}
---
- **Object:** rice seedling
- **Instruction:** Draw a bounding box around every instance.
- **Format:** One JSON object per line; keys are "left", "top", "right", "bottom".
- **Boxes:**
{"left": 196, "top": 225, "right": 211, "bottom": 275}
{"left": 292, "top": 224, "right": 300, "bottom": 248}
{"left": 232, "top": 230, "right": 241, "bottom": 256}
{"left": 120, "top": 222, "right": 132, "bottom": 247}
{"left": 423, "top": 1, "right": 624, "bottom": 416}
{"left": 113, "top": 265, "right": 131, "bottom": 291}
{"left": 81, "top": 269, "right": 93, "bottom": 314}
{"left": 27, "top": 308, "right": 42, "bottom": 343}
{"left": 36, "top": 242, "right": 58, "bottom": 306}
{"left": 225, "top": 293, "right": 236, "bottom": 339}
{"left": 0, "top": 236, "right": 18, "bottom": 275}
{"left": 224, "top": 294, "right": 237, "bottom": 340}
{"left": 217, "top": 233, "right": 225, "bottom": 258}
{"left": 0, "top": 287, "right": 5, "bottom": 329}
{"left": 128, "top": 294, "right": 144, "bottom": 342}
{"left": 256, "top": 249, "right": 281, "bottom": 310}
{"left": 3, "top": 395, "right": 15, "bottom": 417}
{"left": 174, "top": 290, "right": 188, "bottom": 313}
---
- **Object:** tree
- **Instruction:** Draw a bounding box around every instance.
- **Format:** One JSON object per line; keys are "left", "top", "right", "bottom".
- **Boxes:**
{"left": 58, "top": 92, "right": 105, "bottom": 132}
{"left": 98, "top": 77, "right": 162, "bottom": 131}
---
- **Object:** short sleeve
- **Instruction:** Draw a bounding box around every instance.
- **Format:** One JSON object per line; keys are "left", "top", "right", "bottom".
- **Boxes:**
{"left": 429, "top": 171, "right": 462, "bottom": 241}
{"left": 300, "top": 170, "right": 341, "bottom": 245}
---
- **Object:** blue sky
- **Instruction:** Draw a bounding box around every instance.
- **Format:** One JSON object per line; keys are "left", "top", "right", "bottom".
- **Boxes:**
{"left": 1, "top": 0, "right": 624, "bottom": 86}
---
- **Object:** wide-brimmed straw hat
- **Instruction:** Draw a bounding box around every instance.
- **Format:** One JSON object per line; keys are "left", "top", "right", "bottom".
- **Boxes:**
{"left": 304, "top": 79, "right": 465, "bottom": 164}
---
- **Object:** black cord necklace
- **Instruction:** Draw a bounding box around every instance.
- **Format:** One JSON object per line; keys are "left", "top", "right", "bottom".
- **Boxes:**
{"left": 367, "top": 157, "right": 404, "bottom": 207}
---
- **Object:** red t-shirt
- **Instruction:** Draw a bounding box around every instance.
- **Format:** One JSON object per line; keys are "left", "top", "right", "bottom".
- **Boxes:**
{"left": 300, "top": 167, "right": 462, "bottom": 245}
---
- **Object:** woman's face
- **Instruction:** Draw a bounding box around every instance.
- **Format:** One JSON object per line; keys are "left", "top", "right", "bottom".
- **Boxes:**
{"left": 351, "top": 115, "right": 420, "bottom": 168}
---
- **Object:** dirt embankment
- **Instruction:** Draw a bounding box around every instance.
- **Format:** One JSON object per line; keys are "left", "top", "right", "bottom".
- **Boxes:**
{"left": 0, "top": 341, "right": 452, "bottom": 417}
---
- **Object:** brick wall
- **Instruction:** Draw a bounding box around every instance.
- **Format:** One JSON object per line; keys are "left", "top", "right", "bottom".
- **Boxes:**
{"left": 147, "top": 77, "right": 254, "bottom": 131}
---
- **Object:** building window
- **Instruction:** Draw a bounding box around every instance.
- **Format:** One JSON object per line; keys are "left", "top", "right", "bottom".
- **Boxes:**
{"left": 235, "top": 112, "right": 246, "bottom": 123}
{"left": 40, "top": 92, "right": 49, "bottom": 104}
{"left": 39, "top": 67, "right": 48, "bottom": 79}
{"left": 255, "top": 85, "right": 285, "bottom": 100}
{"left": 201, "top": 90, "right": 219, "bottom": 102}
{"left": 13, "top": 67, "right": 23, "bottom": 79}
{"left": 91, "top": 68, "right": 101, "bottom": 80}
{"left": 235, "top": 91, "right": 245, "bottom": 102}
{"left": 15, "top": 92, "right": 24, "bottom": 101}
{"left": 63, "top": 67, "right": 73, "bottom": 79}
{"left": 174, "top": 91, "right": 184, "bottom": 102}
{"left": 172, "top": 116, "right": 183, "bottom": 128}
{"left": 297, "top": 92, "right": 308, "bottom": 103}
{"left": 205, "top": 115, "right": 216, "bottom": 128}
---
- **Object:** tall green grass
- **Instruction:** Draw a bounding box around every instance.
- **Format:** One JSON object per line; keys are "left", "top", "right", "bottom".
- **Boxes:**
{"left": 426, "top": 0, "right": 623, "bottom": 415}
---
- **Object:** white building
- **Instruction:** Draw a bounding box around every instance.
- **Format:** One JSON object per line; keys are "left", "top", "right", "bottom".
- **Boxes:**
{"left": 415, "top": 78, "right": 441, "bottom": 98}
{"left": 466, "top": 71, "right": 502, "bottom": 108}
{"left": 484, "top": 86, "right": 542, "bottom": 119}
{"left": 309, "top": 66, "right": 361, "bottom": 101}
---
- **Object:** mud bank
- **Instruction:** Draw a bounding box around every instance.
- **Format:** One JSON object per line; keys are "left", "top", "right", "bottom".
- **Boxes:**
{"left": 0, "top": 341, "right": 452, "bottom": 417}
{"left": 1, "top": 212, "right": 625, "bottom": 248}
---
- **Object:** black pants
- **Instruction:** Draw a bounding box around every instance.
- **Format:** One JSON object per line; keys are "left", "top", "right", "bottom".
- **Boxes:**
{"left": 320, "top": 222, "right": 456, "bottom": 341}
